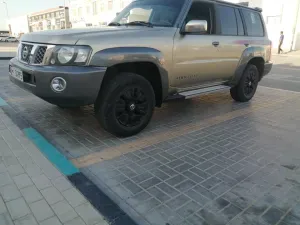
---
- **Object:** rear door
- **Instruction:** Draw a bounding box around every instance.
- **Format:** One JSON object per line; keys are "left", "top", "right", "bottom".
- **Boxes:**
{"left": 213, "top": 5, "right": 248, "bottom": 79}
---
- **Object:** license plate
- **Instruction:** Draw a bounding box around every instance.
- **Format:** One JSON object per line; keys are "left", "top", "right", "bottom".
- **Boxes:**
{"left": 11, "top": 67, "right": 23, "bottom": 82}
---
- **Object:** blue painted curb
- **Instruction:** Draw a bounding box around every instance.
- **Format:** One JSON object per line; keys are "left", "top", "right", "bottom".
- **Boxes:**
{"left": 23, "top": 128, "right": 79, "bottom": 176}
{"left": 0, "top": 97, "right": 7, "bottom": 106}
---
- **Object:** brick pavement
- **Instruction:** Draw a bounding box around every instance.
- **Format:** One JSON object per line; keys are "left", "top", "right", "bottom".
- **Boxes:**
{"left": 1, "top": 59, "right": 300, "bottom": 224}
{"left": 0, "top": 108, "right": 108, "bottom": 225}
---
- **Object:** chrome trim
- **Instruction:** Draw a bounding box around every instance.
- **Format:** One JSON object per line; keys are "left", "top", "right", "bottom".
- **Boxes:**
{"left": 19, "top": 42, "right": 55, "bottom": 66}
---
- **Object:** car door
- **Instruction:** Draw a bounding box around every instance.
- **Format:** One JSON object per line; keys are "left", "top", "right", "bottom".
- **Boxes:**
{"left": 214, "top": 5, "right": 249, "bottom": 79}
{"left": 172, "top": 1, "right": 225, "bottom": 89}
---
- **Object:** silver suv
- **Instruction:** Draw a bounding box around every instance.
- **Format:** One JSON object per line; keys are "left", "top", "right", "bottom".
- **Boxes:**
{"left": 9, "top": 0, "right": 272, "bottom": 137}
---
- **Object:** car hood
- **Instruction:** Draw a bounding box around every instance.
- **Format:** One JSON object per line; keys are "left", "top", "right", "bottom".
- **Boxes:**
{"left": 21, "top": 27, "right": 165, "bottom": 45}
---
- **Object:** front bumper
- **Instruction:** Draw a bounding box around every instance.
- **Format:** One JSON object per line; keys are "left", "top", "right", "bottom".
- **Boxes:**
{"left": 263, "top": 62, "right": 273, "bottom": 76}
{"left": 9, "top": 57, "right": 107, "bottom": 106}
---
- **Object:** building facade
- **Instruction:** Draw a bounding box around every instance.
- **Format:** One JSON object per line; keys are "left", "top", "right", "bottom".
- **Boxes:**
{"left": 69, "top": 0, "right": 132, "bottom": 28}
{"left": 28, "top": 7, "right": 71, "bottom": 32}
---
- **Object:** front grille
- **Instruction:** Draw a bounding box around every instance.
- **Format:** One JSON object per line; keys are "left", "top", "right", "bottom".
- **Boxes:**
{"left": 19, "top": 43, "right": 49, "bottom": 65}
{"left": 20, "top": 44, "right": 33, "bottom": 63}
{"left": 34, "top": 46, "right": 47, "bottom": 64}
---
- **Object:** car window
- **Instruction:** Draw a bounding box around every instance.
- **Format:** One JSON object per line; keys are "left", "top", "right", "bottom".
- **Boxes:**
{"left": 242, "top": 9, "right": 264, "bottom": 36}
{"left": 235, "top": 9, "right": 245, "bottom": 36}
{"left": 112, "top": 0, "right": 184, "bottom": 27}
{"left": 217, "top": 5, "right": 237, "bottom": 35}
{"left": 185, "top": 2, "right": 213, "bottom": 34}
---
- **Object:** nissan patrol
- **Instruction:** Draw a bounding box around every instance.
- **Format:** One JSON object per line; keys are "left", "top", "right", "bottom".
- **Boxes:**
{"left": 9, "top": 0, "right": 272, "bottom": 137}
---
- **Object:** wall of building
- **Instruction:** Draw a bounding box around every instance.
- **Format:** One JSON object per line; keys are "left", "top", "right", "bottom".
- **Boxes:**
{"left": 28, "top": 7, "right": 70, "bottom": 32}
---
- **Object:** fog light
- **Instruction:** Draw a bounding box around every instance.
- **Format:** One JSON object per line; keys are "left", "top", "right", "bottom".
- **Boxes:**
{"left": 51, "top": 77, "right": 66, "bottom": 92}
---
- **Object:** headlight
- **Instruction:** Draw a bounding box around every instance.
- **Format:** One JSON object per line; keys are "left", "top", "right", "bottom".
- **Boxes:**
{"left": 57, "top": 47, "right": 75, "bottom": 64}
{"left": 49, "top": 45, "right": 92, "bottom": 66}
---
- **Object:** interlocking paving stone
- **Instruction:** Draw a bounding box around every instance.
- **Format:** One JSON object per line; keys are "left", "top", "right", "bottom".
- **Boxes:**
{"left": 41, "top": 187, "right": 65, "bottom": 205}
{"left": 6, "top": 197, "right": 31, "bottom": 220}
{"left": 31, "top": 174, "right": 52, "bottom": 190}
{"left": 51, "top": 200, "right": 78, "bottom": 223}
{"left": 29, "top": 199, "right": 55, "bottom": 222}
{"left": 0, "top": 184, "right": 22, "bottom": 202}
{"left": 39, "top": 216, "right": 62, "bottom": 225}
{"left": 62, "top": 188, "right": 87, "bottom": 208}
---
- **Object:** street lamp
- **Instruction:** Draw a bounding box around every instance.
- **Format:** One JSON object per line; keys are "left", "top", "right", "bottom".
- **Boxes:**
{"left": 2, "top": 1, "right": 8, "bottom": 18}
{"left": 1, "top": 1, "right": 12, "bottom": 35}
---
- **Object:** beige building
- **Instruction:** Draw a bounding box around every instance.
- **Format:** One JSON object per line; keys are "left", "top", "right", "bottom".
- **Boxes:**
{"left": 69, "top": 0, "right": 132, "bottom": 28}
{"left": 28, "top": 7, "right": 71, "bottom": 32}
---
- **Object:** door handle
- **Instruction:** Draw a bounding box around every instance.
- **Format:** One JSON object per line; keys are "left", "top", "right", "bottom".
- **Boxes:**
{"left": 212, "top": 41, "right": 219, "bottom": 47}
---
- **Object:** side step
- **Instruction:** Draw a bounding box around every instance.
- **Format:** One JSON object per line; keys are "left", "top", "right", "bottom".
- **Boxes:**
{"left": 167, "top": 85, "right": 230, "bottom": 100}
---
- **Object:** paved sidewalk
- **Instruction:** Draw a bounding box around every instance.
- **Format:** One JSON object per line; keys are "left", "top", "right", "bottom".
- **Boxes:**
{"left": 0, "top": 108, "right": 108, "bottom": 225}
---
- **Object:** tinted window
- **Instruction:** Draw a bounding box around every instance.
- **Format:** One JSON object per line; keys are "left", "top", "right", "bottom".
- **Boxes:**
{"left": 218, "top": 5, "right": 237, "bottom": 35}
{"left": 242, "top": 9, "right": 264, "bottom": 36}
{"left": 235, "top": 9, "right": 245, "bottom": 36}
{"left": 185, "top": 2, "right": 213, "bottom": 34}
{"left": 112, "top": 0, "right": 185, "bottom": 27}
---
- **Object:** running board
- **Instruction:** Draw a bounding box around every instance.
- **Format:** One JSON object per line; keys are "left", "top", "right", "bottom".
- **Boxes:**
{"left": 167, "top": 85, "right": 230, "bottom": 100}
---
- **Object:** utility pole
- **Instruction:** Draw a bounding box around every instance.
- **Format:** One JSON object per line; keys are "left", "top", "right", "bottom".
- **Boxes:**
{"left": 1, "top": 1, "right": 11, "bottom": 35}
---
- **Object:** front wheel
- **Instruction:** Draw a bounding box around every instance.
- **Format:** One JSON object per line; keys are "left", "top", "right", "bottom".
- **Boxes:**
{"left": 230, "top": 64, "right": 259, "bottom": 102}
{"left": 95, "top": 72, "right": 155, "bottom": 137}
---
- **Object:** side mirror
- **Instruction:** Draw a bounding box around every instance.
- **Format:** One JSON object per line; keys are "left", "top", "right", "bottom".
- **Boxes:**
{"left": 183, "top": 20, "right": 208, "bottom": 34}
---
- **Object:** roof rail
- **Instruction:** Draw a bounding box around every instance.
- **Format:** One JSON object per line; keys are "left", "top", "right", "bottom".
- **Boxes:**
{"left": 254, "top": 7, "right": 263, "bottom": 12}
{"left": 210, "top": 0, "right": 263, "bottom": 12}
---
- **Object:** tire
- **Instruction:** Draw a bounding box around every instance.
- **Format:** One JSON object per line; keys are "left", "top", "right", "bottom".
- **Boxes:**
{"left": 95, "top": 72, "right": 155, "bottom": 137}
{"left": 230, "top": 64, "right": 259, "bottom": 102}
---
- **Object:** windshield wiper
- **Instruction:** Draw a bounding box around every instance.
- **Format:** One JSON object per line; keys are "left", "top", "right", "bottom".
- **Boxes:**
{"left": 125, "top": 21, "right": 153, "bottom": 27}
{"left": 108, "top": 22, "right": 121, "bottom": 26}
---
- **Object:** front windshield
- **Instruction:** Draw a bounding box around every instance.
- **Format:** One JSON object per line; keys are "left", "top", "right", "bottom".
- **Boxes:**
{"left": 111, "top": 0, "right": 185, "bottom": 27}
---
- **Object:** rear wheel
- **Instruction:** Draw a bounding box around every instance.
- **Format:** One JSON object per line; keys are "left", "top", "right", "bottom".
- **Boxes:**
{"left": 230, "top": 64, "right": 259, "bottom": 102}
{"left": 95, "top": 72, "right": 155, "bottom": 137}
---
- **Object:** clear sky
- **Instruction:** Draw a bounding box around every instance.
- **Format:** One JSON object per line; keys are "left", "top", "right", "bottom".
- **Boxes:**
{"left": 0, "top": 0, "right": 67, "bottom": 30}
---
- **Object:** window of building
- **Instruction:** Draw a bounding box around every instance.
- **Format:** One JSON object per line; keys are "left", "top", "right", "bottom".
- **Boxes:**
{"left": 218, "top": 5, "right": 237, "bottom": 35}
{"left": 93, "top": 1, "right": 97, "bottom": 15}
{"left": 100, "top": 2, "right": 105, "bottom": 12}
{"left": 51, "top": 12, "right": 55, "bottom": 18}
{"left": 120, "top": 0, "right": 124, "bottom": 9}
{"left": 108, "top": 0, "right": 113, "bottom": 10}
{"left": 39, "top": 15, "right": 42, "bottom": 20}
{"left": 78, "top": 7, "right": 83, "bottom": 17}
{"left": 56, "top": 12, "right": 60, "bottom": 17}
{"left": 86, "top": 6, "right": 90, "bottom": 14}
{"left": 242, "top": 9, "right": 264, "bottom": 36}
{"left": 72, "top": 9, "right": 77, "bottom": 17}
{"left": 185, "top": 2, "right": 214, "bottom": 34}
{"left": 235, "top": 9, "right": 245, "bottom": 36}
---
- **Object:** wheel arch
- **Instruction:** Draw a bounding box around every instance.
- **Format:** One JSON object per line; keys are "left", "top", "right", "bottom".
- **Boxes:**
{"left": 90, "top": 47, "right": 169, "bottom": 107}
{"left": 230, "top": 46, "right": 266, "bottom": 86}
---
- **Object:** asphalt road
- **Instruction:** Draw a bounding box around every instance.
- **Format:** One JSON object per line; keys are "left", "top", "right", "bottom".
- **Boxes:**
{"left": 0, "top": 42, "right": 18, "bottom": 47}
{"left": 258, "top": 54, "right": 300, "bottom": 92}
